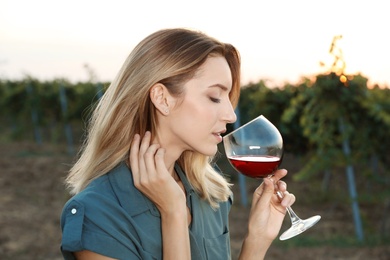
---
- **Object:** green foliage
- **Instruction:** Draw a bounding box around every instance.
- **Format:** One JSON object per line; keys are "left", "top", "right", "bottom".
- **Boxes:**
{"left": 239, "top": 80, "right": 310, "bottom": 154}
{"left": 235, "top": 73, "right": 390, "bottom": 183}
{"left": 0, "top": 74, "right": 389, "bottom": 177}
{"left": 0, "top": 77, "right": 109, "bottom": 142}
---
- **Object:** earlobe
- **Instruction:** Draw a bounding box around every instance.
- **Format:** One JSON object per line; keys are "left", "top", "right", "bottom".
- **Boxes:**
{"left": 150, "top": 83, "right": 170, "bottom": 115}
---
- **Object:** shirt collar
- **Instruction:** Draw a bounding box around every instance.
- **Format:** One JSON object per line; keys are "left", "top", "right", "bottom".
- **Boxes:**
{"left": 107, "top": 162, "right": 195, "bottom": 217}
{"left": 175, "top": 163, "right": 195, "bottom": 194}
{"left": 107, "top": 162, "right": 159, "bottom": 217}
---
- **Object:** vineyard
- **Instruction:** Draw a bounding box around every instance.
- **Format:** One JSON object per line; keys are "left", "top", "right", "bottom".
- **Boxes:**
{"left": 1, "top": 71, "right": 390, "bottom": 259}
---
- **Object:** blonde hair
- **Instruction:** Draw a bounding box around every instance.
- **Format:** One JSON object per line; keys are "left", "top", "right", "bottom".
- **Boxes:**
{"left": 66, "top": 28, "right": 241, "bottom": 208}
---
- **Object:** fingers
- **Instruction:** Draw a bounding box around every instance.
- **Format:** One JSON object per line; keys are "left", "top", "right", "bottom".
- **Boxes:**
{"left": 271, "top": 169, "right": 288, "bottom": 183}
{"left": 268, "top": 169, "right": 288, "bottom": 193}
{"left": 154, "top": 147, "right": 166, "bottom": 174}
{"left": 130, "top": 131, "right": 161, "bottom": 186}
{"left": 129, "top": 134, "right": 141, "bottom": 177}
{"left": 275, "top": 180, "right": 296, "bottom": 207}
{"left": 281, "top": 191, "right": 296, "bottom": 207}
{"left": 252, "top": 177, "right": 274, "bottom": 209}
{"left": 253, "top": 169, "right": 296, "bottom": 208}
{"left": 277, "top": 180, "right": 287, "bottom": 192}
{"left": 272, "top": 169, "right": 296, "bottom": 207}
{"left": 139, "top": 132, "right": 160, "bottom": 176}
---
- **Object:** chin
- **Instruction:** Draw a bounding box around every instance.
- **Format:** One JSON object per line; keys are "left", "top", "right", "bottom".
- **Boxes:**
{"left": 199, "top": 147, "right": 218, "bottom": 157}
{"left": 189, "top": 142, "right": 218, "bottom": 157}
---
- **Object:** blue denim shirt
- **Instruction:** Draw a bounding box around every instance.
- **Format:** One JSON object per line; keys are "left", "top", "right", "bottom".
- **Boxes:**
{"left": 60, "top": 162, "right": 232, "bottom": 259}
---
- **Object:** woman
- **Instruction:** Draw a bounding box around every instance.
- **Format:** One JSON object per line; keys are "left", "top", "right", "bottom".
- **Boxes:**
{"left": 61, "top": 28, "right": 295, "bottom": 260}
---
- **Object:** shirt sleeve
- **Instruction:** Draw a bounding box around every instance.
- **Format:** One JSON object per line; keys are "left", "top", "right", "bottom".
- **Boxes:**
{"left": 60, "top": 199, "right": 142, "bottom": 260}
{"left": 61, "top": 200, "right": 84, "bottom": 255}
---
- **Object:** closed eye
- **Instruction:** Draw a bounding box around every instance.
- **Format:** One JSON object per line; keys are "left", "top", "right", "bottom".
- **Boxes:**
{"left": 210, "top": 97, "right": 221, "bottom": 103}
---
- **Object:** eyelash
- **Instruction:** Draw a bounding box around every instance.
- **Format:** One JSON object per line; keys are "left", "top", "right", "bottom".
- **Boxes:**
{"left": 210, "top": 97, "right": 221, "bottom": 103}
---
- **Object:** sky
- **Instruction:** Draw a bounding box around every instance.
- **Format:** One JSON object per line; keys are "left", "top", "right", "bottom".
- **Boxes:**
{"left": 1, "top": 0, "right": 389, "bottom": 87}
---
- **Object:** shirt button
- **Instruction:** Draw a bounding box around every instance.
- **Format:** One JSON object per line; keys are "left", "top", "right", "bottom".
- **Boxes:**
{"left": 71, "top": 208, "right": 77, "bottom": 214}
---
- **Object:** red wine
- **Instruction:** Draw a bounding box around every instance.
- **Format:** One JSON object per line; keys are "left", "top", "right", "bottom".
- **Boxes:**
{"left": 228, "top": 155, "right": 281, "bottom": 178}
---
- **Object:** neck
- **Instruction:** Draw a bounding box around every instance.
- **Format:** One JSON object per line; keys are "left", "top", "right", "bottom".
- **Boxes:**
{"left": 152, "top": 133, "right": 184, "bottom": 179}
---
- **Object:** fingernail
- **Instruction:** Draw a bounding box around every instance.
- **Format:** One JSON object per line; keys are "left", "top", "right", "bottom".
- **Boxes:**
{"left": 278, "top": 181, "right": 286, "bottom": 189}
{"left": 264, "top": 177, "right": 272, "bottom": 185}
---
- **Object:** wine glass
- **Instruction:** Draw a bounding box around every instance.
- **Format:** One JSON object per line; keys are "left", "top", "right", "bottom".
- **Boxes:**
{"left": 223, "top": 115, "right": 321, "bottom": 240}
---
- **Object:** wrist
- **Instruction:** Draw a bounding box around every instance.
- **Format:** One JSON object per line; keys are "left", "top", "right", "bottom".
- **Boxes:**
{"left": 239, "top": 233, "right": 273, "bottom": 260}
{"left": 158, "top": 198, "right": 187, "bottom": 216}
{"left": 160, "top": 206, "right": 187, "bottom": 219}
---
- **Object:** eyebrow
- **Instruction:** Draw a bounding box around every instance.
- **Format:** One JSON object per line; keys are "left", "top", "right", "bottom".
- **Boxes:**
{"left": 208, "top": 84, "right": 231, "bottom": 92}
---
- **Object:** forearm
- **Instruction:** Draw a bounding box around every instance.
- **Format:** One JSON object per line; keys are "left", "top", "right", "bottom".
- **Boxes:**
{"left": 161, "top": 210, "right": 191, "bottom": 260}
{"left": 238, "top": 232, "right": 273, "bottom": 260}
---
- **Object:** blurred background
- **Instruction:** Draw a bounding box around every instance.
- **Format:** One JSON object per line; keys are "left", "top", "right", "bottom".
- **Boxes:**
{"left": 1, "top": 0, "right": 389, "bottom": 259}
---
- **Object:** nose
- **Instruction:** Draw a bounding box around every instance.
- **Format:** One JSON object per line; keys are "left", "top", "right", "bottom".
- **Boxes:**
{"left": 223, "top": 101, "right": 237, "bottom": 124}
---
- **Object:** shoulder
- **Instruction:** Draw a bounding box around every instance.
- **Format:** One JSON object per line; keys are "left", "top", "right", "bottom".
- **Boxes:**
{"left": 61, "top": 172, "right": 116, "bottom": 220}
{"left": 60, "top": 174, "right": 117, "bottom": 251}
{"left": 61, "top": 162, "right": 133, "bottom": 229}
{"left": 62, "top": 162, "right": 134, "bottom": 213}
{"left": 60, "top": 163, "right": 137, "bottom": 257}
{"left": 60, "top": 163, "right": 158, "bottom": 259}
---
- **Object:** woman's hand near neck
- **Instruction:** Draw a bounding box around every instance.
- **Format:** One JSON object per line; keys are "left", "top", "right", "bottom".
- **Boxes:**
{"left": 130, "top": 132, "right": 191, "bottom": 260}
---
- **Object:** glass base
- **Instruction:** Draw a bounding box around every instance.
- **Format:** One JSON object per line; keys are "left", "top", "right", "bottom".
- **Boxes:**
{"left": 279, "top": 215, "right": 321, "bottom": 240}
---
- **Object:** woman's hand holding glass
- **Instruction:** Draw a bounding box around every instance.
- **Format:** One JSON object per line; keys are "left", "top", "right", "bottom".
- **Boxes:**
{"left": 248, "top": 169, "right": 295, "bottom": 242}
{"left": 238, "top": 169, "right": 295, "bottom": 259}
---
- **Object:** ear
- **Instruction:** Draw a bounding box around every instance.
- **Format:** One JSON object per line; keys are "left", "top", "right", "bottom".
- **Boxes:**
{"left": 150, "top": 83, "right": 171, "bottom": 115}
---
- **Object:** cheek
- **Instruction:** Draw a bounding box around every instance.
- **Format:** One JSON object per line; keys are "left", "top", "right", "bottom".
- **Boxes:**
{"left": 175, "top": 96, "right": 218, "bottom": 130}
{"left": 188, "top": 104, "right": 216, "bottom": 123}
{"left": 177, "top": 97, "right": 203, "bottom": 117}
{"left": 175, "top": 112, "right": 207, "bottom": 139}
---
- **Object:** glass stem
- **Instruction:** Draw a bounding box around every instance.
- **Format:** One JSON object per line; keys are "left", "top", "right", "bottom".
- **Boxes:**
{"left": 286, "top": 206, "right": 301, "bottom": 225}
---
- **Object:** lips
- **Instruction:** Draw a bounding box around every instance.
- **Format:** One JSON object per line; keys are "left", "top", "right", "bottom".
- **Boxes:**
{"left": 213, "top": 129, "right": 226, "bottom": 142}
{"left": 213, "top": 133, "right": 222, "bottom": 142}
{"left": 217, "top": 129, "right": 227, "bottom": 135}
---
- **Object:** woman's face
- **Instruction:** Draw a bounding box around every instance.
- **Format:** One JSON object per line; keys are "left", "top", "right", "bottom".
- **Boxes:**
{"left": 164, "top": 55, "right": 237, "bottom": 156}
